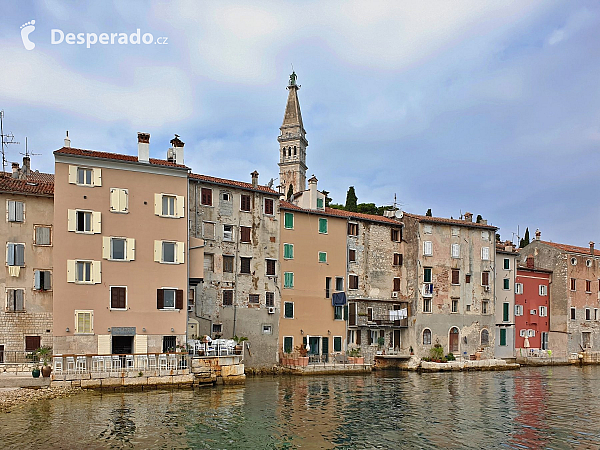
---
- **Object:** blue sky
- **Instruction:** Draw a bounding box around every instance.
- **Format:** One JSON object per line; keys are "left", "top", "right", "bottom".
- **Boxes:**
{"left": 0, "top": 1, "right": 599, "bottom": 246}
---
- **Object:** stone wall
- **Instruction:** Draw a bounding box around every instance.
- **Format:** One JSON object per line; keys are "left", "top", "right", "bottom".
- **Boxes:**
{"left": 0, "top": 311, "right": 53, "bottom": 352}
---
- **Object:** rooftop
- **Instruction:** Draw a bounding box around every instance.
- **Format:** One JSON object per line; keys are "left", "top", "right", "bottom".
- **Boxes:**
{"left": 0, "top": 173, "right": 54, "bottom": 196}
{"left": 403, "top": 212, "right": 497, "bottom": 230}
{"left": 54, "top": 147, "right": 189, "bottom": 169}
{"left": 537, "top": 240, "right": 600, "bottom": 257}
{"left": 190, "top": 173, "right": 279, "bottom": 196}
{"left": 280, "top": 201, "right": 403, "bottom": 226}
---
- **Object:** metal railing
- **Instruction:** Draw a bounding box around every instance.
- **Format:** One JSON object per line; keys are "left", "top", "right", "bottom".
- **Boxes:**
{"left": 51, "top": 353, "right": 190, "bottom": 374}
{"left": 188, "top": 339, "right": 243, "bottom": 357}
{"left": 0, "top": 350, "right": 40, "bottom": 364}
{"left": 279, "top": 352, "right": 368, "bottom": 367}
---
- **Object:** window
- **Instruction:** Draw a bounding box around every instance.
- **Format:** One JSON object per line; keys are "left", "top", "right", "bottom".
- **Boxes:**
{"left": 582, "top": 332, "right": 591, "bottom": 348}
{"left": 76, "top": 261, "right": 92, "bottom": 282}
{"left": 266, "top": 292, "right": 274, "bottom": 307}
{"left": 541, "top": 332, "right": 549, "bottom": 350}
{"left": 284, "top": 302, "right": 294, "bottom": 318}
{"left": 519, "top": 329, "right": 526, "bottom": 337}
{"left": 319, "top": 251, "right": 327, "bottom": 263}
{"left": 500, "top": 328, "right": 507, "bottom": 346}
{"left": 223, "top": 225, "right": 234, "bottom": 241}
{"left": 348, "top": 223, "right": 358, "bottom": 236}
{"left": 515, "top": 304, "right": 523, "bottom": 316}
{"left": 423, "top": 329, "right": 432, "bottom": 345}
{"left": 571, "top": 278, "right": 576, "bottom": 291}
{"left": 25, "top": 336, "right": 41, "bottom": 352}
{"left": 69, "top": 166, "right": 101, "bottom": 187}
{"left": 240, "top": 226, "right": 251, "bottom": 243}
{"left": 466, "top": 304, "right": 471, "bottom": 312}
{"left": 451, "top": 243, "right": 460, "bottom": 258}
{"left": 240, "top": 257, "right": 251, "bottom": 274}
{"left": 325, "top": 277, "right": 331, "bottom": 298}
{"left": 262, "top": 325, "right": 273, "bottom": 335}
{"left": 481, "top": 329, "right": 489, "bottom": 346}
{"left": 249, "top": 294, "right": 259, "bottom": 304}
{"left": 284, "top": 212, "right": 294, "bottom": 229}
{"left": 423, "top": 297, "right": 432, "bottom": 313}
{"left": 335, "top": 277, "right": 344, "bottom": 291}
{"left": 317, "top": 198, "right": 324, "bottom": 209}
{"left": 423, "top": 268, "right": 432, "bottom": 283}
{"left": 503, "top": 302, "right": 509, "bottom": 321}
{"left": 451, "top": 298, "right": 459, "bottom": 313}
{"left": 283, "top": 336, "right": 293, "bottom": 353}
{"left": 595, "top": 308, "right": 599, "bottom": 321}
{"left": 240, "top": 194, "right": 251, "bottom": 212}
{"left": 586, "top": 308, "right": 591, "bottom": 321}
{"left": 333, "top": 336, "right": 342, "bottom": 352}
{"left": 155, "top": 193, "right": 184, "bottom": 218}
{"left": 223, "top": 255, "right": 234, "bottom": 273}
{"left": 393, "top": 277, "right": 400, "bottom": 292}
{"left": 482, "top": 271, "right": 490, "bottom": 286}
{"left": 318, "top": 218, "right": 328, "bottom": 234}
{"left": 203, "top": 222, "right": 215, "bottom": 240}
{"left": 201, "top": 188, "right": 212, "bottom": 206}
{"left": 586, "top": 280, "right": 592, "bottom": 293}
{"left": 110, "top": 286, "right": 126, "bottom": 309}
{"left": 391, "top": 229, "right": 401, "bottom": 242}
{"left": 264, "top": 198, "right": 274, "bottom": 215}
{"left": 423, "top": 241, "right": 433, "bottom": 256}
{"left": 515, "top": 283, "right": 523, "bottom": 294}
{"left": 503, "top": 278, "right": 510, "bottom": 290}
{"left": 110, "top": 238, "right": 126, "bottom": 260}
{"left": 153, "top": 240, "right": 184, "bottom": 264}
{"left": 349, "top": 275, "right": 358, "bottom": 290}
{"left": 481, "top": 247, "right": 490, "bottom": 261}
{"left": 367, "top": 307, "right": 373, "bottom": 321}
{"left": 162, "top": 195, "right": 175, "bottom": 216}
{"left": 68, "top": 209, "right": 101, "bottom": 234}
{"left": 587, "top": 259, "right": 593, "bottom": 268}
{"left": 77, "top": 168, "right": 92, "bottom": 185}
{"left": 75, "top": 311, "right": 93, "bottom": 334}
{"left": 163, "top": 336, "right": 177, "bottom": 352}
{"left": 67, "top": 260, "right": 100, "bottom": 284}
{"left": 222, "top": 192, "right": 230, "bottom": 202}
{"left": 465, "top": 274, "right": 471, "bottom": 283}
{"left": 212, "top": 324, "right": 222, "bottom": 334}
{"left": 349, "top": 249, "right": 356, "bottom": 262}
{"left": 451, "top": 227, "right": 460, "bottom": 237}
{"left": 527, "top": 329, "right": 535, "bottom": 338}
{"left": 156, "top": 288, "right": 183, "bottom": 309}
{"left": 6, "top": 243, "right": 25, "bottom": 266}
{"left": 540, "top": 306, "right": 548, "bottom": 317}
{"left": 204, "top": 254, "right": 214, "bottom": 272}
{"left": 481, "top": 231, "right": 489, "bottom": 241}
{"left": 284, "top": 272, "right": 294, "bottom": 288}
{"left": 284, "top": 243, "right": 294, "bottom": 259}
{"left": 393, "top": 253, "right": 403, "bottom": 266}
{"left": 7, "top": 200, "right": 24, "bottom": 222}
{"left": 77, "top": 211, "right": 92, "bottom": 232}
{"left": 109, "top": 188, "right": 128, "bottom": 213}
{"left": 163, "top": 242, "right": 175, "bottom": 263}
{"left": 34, "top": 270, "right": 52, "bottom": 291}
{"left": 266, "top": 259, "right": 276, "bottom": 276}
{"left": 571, "top": 307, "right": 576, "bottom": 320}
{"left": 423, "top": 224, "right": 432, "bottom": 234}
{"left": 503, "top": 258, "right": 510, "bottom": 270}
{"left": 34, "top": 226, "right": 51, "bottom": 245}
{"left": 539, "top": 285, "right": 548, "bottom": 296}
{"left": 571, "top": 257, "right": 577, "bottom": 266}
{"left": 482, "top": 300, "right": 489, "bottom": 315}
{"left": 334, "top": 305, "right": 343, "bottom": 320}
{"left": 223, "top": 290, "right": 233, "bottom": 306}
{"left": 451, "top": 269, "right": 459, "bottom": 285}
{"left": 6, "top": 289, "right": 24, "bottom": 311}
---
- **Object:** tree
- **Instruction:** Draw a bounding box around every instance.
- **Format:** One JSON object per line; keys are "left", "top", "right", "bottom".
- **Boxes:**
{"left": 476, "top": 214, "right": 483, "bottom": 223}
{"left": 286, "top": 184, "right": 294, "bottom": 201}
{"left": 322, "top": 190, "right": 333, "bottom": 207}
{"left": 328, "top": 203, "right": 345, "bottom": 210}
{"left": 520, "top": 227, "right": 530, "bottom": 248}
{"left": 357, "top": 203, "right": 378, "bottom": 215}
{"left": 426, "top": 208, "right": 432, "bottom": 217}
{"left": 345, "top": 186, "right": 358, "bottom": 212}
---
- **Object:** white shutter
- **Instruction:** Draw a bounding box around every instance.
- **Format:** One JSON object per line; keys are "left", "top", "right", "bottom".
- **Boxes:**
{"left": 43, "top": 271, "right": 52, "bottom": 290}
{"left": 67, "top": 260, "right": 76, "bottom": 283}
{"left": 16, "top": 201, "right": 24, "bottom": 222}
{"left": 452, "top": 243, "right": 460, "bottom": 258}
{"left": 93, "top": 168, "right": 102, "bottom": 186}
{"left": 177, "top": 241, "right": 185, "bottom": 264}
{"left": 154, "top": 240, "right": 161, "bottom": 262}
{"left": 68, "top": 165, "right": 77, "bottom": 184}
{"left": 102, "top": 236, "right": 110, "bottom": 259}
{"left": 423, "top": 241, "right": 432, "bottom": 256}
{"left": 8, "top": 200, "right": 16, "bottom": 221}
{"left": 67, "top": 209, "right": 77, "bottom": 232}
{"left": 98, "top": 335, "right": 111, "bottom": 355}
{"left": 154, "top": 194, "right": 162, "bottom": 216}
{"left": 127, "top": 238, "right": 136, "bottom": 261}
{"left": 481, "top": 247, "right": 489, "bottom": 260}
{"left": 92, "top": 261, "right": 102, "bottom": 284}
{"left": 110, "top": 188, "right": 118, "bottom": 212}
{"left": 120, "top": 189, "right": 128, "bottom": 212}
{"left": 34, "top": 270, "right": 41, "bottom": 290}
{"left": 135, "top": 335, "right": 148, "bottom": 354}
{"left": 176, "top": 195, "right": 185, "bottom": 218}
{"left": 92, "top": 211, "right": 102, "bottom": 233}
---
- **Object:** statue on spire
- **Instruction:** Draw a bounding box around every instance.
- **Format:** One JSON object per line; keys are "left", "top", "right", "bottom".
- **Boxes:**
{"left": 289, "top": 71, "right": 297, "bottom": 86}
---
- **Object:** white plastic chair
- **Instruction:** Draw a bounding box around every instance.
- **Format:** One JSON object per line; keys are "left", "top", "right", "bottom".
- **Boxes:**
{"left": 125, "top": 355, "right": 134, "bottom": 370}
{"left": 148, "top": 354, "right": 157, "bottom": 370}
{"left": 92, "top": 356, "right": 104, "bottom": 372}
{"left": 158, "top": 354, "right": 168, "bottom": 371}
{"left": 103, "top": 356, "right": 112, "bottom": 372}
{"left": 112, "top": 355, "right": 121, "bottom": 372}
{"left": 76, "top": 356, "right": 87, "bottom": 373}
{"left": 66, "top": 356, "right": 75, "bottom": 373}
{"left": 168, "top": 354, "right": 178, "bottom": 370}
{"left": 53, "top": 356, "right": 63, "bottom": 374}
{"left": 136, "top": 355, "right": 148, "bottom": 370}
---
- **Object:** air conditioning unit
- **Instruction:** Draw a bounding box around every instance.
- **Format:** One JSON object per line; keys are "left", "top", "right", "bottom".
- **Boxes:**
{"left": 530, "top": 309, "right": 537, "bottom": 315}
{"left": 268, "top": 307, "right": 276, "bottom": 314}
{"left": 391, "top": 292, "right": 398, "bottom": 298}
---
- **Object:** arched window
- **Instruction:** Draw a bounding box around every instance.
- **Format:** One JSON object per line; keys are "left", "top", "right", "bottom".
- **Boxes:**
{"left": 481, "top": 329, "right": 489, "bottom": 346}
{"left": 288, "top": 147, "right": 292, "bottom": 157}
{"left": 449, "top": 327, "right": 459, "bottom": 353}
{"left": 423, "top": 328, "right": 431, "bottom": 345}
{"left": 294, "top": 146, "right": 297, "bottom": 155}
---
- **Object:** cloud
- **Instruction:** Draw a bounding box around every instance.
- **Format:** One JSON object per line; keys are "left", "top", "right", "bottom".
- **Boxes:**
{"left": 546, "top": 7, "right": 595, "bottom": 46}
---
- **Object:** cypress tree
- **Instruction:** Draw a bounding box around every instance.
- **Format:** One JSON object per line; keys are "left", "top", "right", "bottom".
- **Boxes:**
{"left": 345, "top": 186, "right": 358, "bottom": 212}
{"left": 520, "top": 227, "right": 530, "bottom": 248}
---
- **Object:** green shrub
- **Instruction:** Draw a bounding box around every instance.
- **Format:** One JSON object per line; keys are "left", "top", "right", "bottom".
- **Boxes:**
{"left": 429, "top": 344, "right": 444, "bottom": 360}
{"left": 446, "top": 353, "right": 456, "bottom": 361}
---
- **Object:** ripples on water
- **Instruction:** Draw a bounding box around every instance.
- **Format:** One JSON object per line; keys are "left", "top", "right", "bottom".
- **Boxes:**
{"left": 2, "top": 366, "right": 600, "bottom": 449}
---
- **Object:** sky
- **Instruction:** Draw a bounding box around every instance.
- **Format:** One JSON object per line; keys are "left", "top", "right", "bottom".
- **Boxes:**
{"left": 0, "top": 1, "right": 599, "bottom": 247}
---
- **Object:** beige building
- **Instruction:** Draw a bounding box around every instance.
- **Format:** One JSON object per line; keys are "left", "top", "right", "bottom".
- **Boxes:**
{"left": 52, "top": 133, "right": 189, "bottom": 355}
{"left": 188, "top": 171, "right": 280, "bottom": 368}
{"left": 495, "top": 241, "right": 518, "bottom": 359}
{"left": 0, "top": 159, "right": 54, "bottom": 360}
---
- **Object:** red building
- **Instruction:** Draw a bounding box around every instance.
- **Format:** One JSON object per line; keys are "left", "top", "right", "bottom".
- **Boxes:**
{"left": 515, "top": 257, "right": 552, "bottom": 353}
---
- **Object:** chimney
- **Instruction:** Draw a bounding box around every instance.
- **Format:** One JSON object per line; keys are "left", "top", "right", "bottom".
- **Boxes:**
{"left": 590, "top": 241, "right": 595, "bottom": 255}
{"left": 11, "top": 162, "right": 20, "bottom": 179}
{"left": 22, "top": 156, "right": 30, "bottom": 177}
{"left": 535, "top": 228, "right": 541, "bottom": 241}
{"left": 251, "top": 170, "right": 259, "bottom": 188}
{"left": 169, "top": 135, "right": 184, "bottom": 165}
{"left": 526, "top": 255, "right": 534, "bottom": 269}
{"left": 64, "top": 131, "right": 71, "bottom": 148}
{"left": 137, "top": 133, "right": 150, "bottom": 163}
{"left": 464, "top": 212, "right": 473, "bottom": 222}
{"left": 308, "top": 175, "right": 318, "bottom": 209}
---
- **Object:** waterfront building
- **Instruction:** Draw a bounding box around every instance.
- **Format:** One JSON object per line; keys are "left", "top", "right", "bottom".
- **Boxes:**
{"left": 0, "top": 159, "right": 54, "bottom": 360}
{"left": 519, "top": 231, "right": 599, "bottom": 355}
{"left": 403, "top": 212, "right": 498, "bottom": 359}
{"left": 188, "top": 171, "right": 280, "bottom": 368}
{"left": 52, "top": 133, "right": 189, "bottom": 355}
{"left": 515, "top": 256, "right": 551, "bottom": 354}
{"left": 495, "top": 241, "right": 519, "bottom": 359}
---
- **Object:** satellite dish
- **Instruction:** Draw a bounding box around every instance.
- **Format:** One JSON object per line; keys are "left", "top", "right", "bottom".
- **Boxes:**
{"left": 395, "top": 210, "right": 403, "bottom": 219}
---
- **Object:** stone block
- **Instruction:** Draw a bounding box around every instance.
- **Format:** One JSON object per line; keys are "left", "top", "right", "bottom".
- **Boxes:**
{"left": 222, "top": 374, "right": 246, "bottom": 385}
{"left": 172, "top": 374, "right": 194, "bottom": 385}
{"left": 221, "top": 364, "right": 245, "bottom": 377}
{"left": 50, "top": 380, "right": 71, "bottom": 388}
{"left": 124, "top": 376, "right": 148, "bottom": 387}
{"left": 148, "top": 376, "right": 171, "bottom": 386}
{"left": 81, "top": 379, "right": 102, "bottom": 389}
{"left": 101, "top": 377, "right": 123, "bottom": 387}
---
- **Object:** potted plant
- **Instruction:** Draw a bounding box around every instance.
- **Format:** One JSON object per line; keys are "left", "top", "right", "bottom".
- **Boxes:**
{"left": 31, "top": 361, "right": 41, "bottom": 378}
{"left": 429, "top": 344, "right": 444, "bottom": 362}
{"left": 348, "top": 348, "right": 364, "bottom": 365}
{"left": 233, "top": 335, "right": 248, "bottom": 354}
{"left": 37, "top": 347, "right": 53, "bottom": 377}
{"left": 295, "top": 345, "right": 309, "bottom": 366}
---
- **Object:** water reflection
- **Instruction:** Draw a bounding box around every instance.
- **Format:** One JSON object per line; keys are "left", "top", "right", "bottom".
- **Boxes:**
{"left": 1, "top": 367, "right": 600, "bottom": 449}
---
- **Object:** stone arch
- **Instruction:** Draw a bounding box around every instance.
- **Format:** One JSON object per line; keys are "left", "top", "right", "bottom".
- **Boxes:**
{"left": 449, "top": 327, "right": 460, "bottom": 353}
{"left": 481, "top": 329, "right": 489, "bottom": 347}
{"left": 422, "top": 328, "right": 432, "bottom": 345}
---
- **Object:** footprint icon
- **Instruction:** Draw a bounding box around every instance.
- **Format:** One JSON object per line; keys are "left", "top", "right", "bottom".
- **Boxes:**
{"left": 20, "top": 20, "right": 35, "bottom": 50}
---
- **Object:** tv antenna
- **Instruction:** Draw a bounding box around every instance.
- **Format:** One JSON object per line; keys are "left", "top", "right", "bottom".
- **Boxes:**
{"left": 0, "top": 110, "right": 20, "bottom": 177}
{"left": 20, "top": 137, "right": 41, "bottom": 158}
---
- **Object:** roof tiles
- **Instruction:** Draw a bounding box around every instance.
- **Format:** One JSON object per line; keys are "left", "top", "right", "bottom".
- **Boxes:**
{"left": 54, "top": 147, "right": 188, "bottom": 169}
{"left": 190, "top": 173, "right": 279, "bottom": 195}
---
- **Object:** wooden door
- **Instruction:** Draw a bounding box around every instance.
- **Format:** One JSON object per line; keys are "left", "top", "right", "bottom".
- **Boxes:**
{"left": 449, "top": 327, "right": 459, "bottom": 353}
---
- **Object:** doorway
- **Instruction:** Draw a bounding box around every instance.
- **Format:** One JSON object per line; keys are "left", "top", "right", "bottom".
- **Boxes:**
{"left": 449, "top": 327, "right": 459, "bottom": 353}
{"left": 393, "top": 330, "right": 401, "bottom": 350}
{"left": 112, "top": 336, "right": 133, "bottom": 354}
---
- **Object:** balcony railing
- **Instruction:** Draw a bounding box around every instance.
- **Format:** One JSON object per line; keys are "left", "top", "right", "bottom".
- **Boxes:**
{"left": 51, "top": 352, "right": 190, "bottom": 374}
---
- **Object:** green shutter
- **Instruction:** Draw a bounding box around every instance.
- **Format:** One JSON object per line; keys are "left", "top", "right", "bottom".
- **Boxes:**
{"left": 318, "top": 251, "right": 326, "bottom": 263}
{"left": 317, "top": 198, "right": 324, "bottom": 209}
{"left": 284, "top": 302, "right": 294, "bottom": 318}
{"left": 504, "top": 278, "right": 510, "bottom": 290}
{"left": 284, "top": 244, "right": 294, "bottom": 259}
{"left": 284, "top": 212, "right": 294, "bottom": 229}
{"left": 500, "top": 328, "right": 507, "bottom": 346}
{"left": 284, "top": 272, "right": 294, "bottom": 288}
{"left": 319, "top": 218, "right": 328, "bottom": 234}
{"left": 503, "top": 302, "right": 509, "bottom": 322}
{"left": 334, "top": 336, "right": 342, "bottom": 352}
{"left": 504, "top": 258, "right": 510, "bottom": 270}
{"left": 284, "top": 337, "right": 293, "bottom": 353}
{"left": 343, "top": 305, "right": 348, "bottom": 321}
